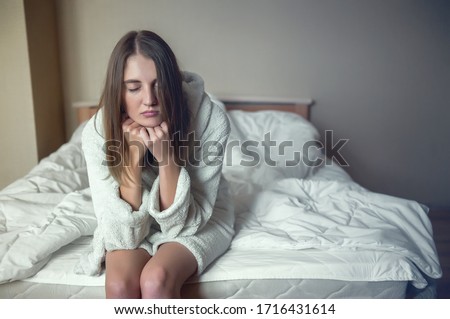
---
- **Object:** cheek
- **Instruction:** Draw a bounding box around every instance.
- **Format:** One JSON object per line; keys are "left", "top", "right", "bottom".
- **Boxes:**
{"left": 123, "top": 94, "right": 139, "bottom": 115}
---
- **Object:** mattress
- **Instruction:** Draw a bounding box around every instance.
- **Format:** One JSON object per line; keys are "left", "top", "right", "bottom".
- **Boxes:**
{"left": 1, "top": 235, "right": 410, "bottom": 298}
{"left": 0, "top": 278, "right": 408, "bottom": 299}
{"left": 0, "top": 110, "right": 442, "bottom": 299}
{"left": 0, "top": 233, "right": 416, "bottom": 298}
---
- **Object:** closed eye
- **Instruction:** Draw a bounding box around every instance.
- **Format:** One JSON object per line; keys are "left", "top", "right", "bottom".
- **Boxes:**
{"left": 124, "top": 79, "right": 142, "bottom": 93}
{"left": 128, "top": 87, "right": 140, "bottom": 93}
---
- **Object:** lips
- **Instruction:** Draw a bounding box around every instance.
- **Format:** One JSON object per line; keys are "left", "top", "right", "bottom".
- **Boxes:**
{"left": 141, "top": 110, "right": 159, "bottom": 118}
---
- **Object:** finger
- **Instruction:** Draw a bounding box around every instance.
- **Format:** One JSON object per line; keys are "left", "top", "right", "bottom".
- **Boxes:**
{"left": 160, "top": 121, "right": 169, "bottom": 134}
{"left": 139, "top": 127, "right": 151, "bottom": 145}
{"left": 122, "top": 118, "right": 134, "bottom": 131}
{"left": 122, "top": 118, "right": 141, "bottom": 129}
{"left": 147, "top": 127, "right": 159, "bottom": 142}
{"left": 128, "top": 121, "right": 142, "bottom": 131}
{"left": 153, "top": 126, "right": 165, "bottom": 139}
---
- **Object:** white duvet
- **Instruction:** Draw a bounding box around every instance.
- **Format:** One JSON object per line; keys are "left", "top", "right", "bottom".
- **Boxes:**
{"left": 0, "top": 110, "right": 442, "bottom": 291}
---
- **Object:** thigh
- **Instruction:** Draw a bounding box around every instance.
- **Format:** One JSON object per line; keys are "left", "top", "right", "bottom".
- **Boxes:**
{"left": 141, "top": 242, "right": 197, "bottom": 291}
{"left": 105, "top": 248, "right": 151, "bottom": 297}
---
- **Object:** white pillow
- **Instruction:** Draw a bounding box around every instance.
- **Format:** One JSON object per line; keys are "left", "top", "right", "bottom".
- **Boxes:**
{"left": 223, "top": 110, "right": 323, "bottom": 187}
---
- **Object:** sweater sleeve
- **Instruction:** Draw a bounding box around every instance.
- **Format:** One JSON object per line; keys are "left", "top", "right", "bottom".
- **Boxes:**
{"left": 147, "top": 99, "right": 230, "bottom": 238}
{"left": 81, "top": 115, "right": 152, "bottom": 251}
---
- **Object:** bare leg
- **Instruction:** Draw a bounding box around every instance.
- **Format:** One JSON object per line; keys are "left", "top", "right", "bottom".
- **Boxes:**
{"left": 105, "top": 248, "right": 151, "bottom": 298}
{"left": 140, "top": 242, "right": 197, "bottom": 299}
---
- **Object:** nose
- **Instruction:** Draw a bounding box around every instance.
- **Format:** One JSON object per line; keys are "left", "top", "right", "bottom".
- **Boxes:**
{"left": 143, "top": 86, "right": 158, "bottom": 106}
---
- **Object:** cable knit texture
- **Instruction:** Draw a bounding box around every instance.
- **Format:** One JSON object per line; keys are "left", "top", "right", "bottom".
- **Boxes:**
{"left": 74, "top": 72, "right": 235, "bottom": 276}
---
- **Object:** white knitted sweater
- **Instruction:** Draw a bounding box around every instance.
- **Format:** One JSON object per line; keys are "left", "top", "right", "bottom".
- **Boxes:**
{"left": 75, "top": 72, "right": 234, "bottom": 276}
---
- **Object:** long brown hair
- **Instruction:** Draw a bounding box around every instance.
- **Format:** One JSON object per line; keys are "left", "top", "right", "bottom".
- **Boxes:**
{"left": 99, "top": 30, "right": 189, "bottom": 183}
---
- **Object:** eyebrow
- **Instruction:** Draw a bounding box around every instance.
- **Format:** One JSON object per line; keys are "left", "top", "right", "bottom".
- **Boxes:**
{"left": 123, "top": 79, "right": 141, "bottom": 84}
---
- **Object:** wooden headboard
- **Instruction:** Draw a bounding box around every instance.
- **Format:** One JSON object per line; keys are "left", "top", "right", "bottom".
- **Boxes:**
{"left": 219, "top": 96, "right": 313, "bottom": 120}
{"left": 73, "top": 96, "right": 314, "bottom": 125}
{"left": 72, "top": 101, "right": 100, "bottom": 124}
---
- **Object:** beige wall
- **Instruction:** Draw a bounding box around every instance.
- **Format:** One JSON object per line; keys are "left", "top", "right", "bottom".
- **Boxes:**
{"left": 57, "top": 0, "right": 450, "bottom": 208}
{"left": 0, "top": 0, "right": 65, "bottom": 190}
{"left": 0, "top": 0, "right": 38, "bottom": 188}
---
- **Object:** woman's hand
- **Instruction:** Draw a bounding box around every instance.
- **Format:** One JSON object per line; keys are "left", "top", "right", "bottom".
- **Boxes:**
{"left": 122, "top": 116, "right": 147, "bottom": 166}
{"left": 140, "top": 121, "right": 172, "bottom": 165}
{"left": 122, "top": 118, "right": 178, "bottom": 210}
{"left": 122, "top": 116, "right": 172, "bottom": 165}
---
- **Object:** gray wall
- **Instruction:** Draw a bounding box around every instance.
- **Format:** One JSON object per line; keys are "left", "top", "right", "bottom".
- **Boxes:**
{"left": 57, "top": 0, "right": 450, "bottom": 208}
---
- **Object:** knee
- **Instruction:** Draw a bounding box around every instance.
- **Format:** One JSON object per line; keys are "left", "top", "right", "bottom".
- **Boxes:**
{"left": 140, "top": 266, "right": 176, "bottom": 299}
{"left": 106, "top": 277, "right": 141, "bottom": 299}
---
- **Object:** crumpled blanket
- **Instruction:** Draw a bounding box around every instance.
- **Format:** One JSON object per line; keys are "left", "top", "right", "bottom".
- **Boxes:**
{"left": 0, "top": 133, "right": 95, "bottom": 283}
{"left": 0, "top": 121, "right": 442, "bottom": 289}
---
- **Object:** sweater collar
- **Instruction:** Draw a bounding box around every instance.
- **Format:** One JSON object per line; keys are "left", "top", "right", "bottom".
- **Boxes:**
{"left": 182, "top": 71, "right": 205, "bottom": 116}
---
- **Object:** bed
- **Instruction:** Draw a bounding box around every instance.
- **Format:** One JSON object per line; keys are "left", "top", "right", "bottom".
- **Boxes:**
{"left": 0, "top": 95, "right": 442, "bottom": 299}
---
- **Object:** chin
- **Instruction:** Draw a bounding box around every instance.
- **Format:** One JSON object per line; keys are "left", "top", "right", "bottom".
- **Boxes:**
{"left": 140, "top": 117, "right": 163, "bottom": 128}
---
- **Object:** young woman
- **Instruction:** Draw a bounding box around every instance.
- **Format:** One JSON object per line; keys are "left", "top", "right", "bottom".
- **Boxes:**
{"left": 75, "top": 30, "right": 235, "bottom": 298}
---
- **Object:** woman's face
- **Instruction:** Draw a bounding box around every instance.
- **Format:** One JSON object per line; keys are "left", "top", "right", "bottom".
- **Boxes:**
{"left": 122, "top": 53, "right": 163, "bottom": 128}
